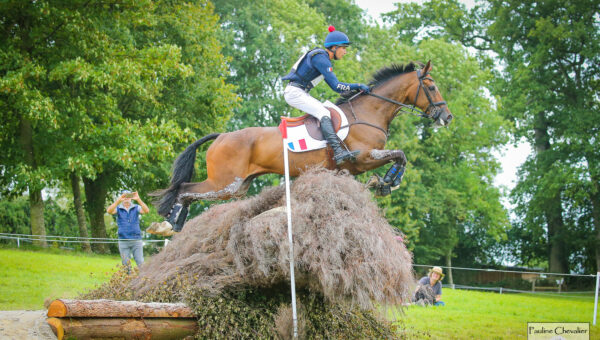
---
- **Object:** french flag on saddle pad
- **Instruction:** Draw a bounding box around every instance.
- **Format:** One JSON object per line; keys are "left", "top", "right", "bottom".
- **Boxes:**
{"left": 287, "top": 139, "right": 307, "bottom": 151}
{"left": 279, "top": 119, "right": 309, "bottom": 151}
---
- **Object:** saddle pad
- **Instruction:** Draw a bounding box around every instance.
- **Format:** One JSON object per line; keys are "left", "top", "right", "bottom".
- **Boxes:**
{"left": 280, "top": 101, "right": 350, "bottom": 153}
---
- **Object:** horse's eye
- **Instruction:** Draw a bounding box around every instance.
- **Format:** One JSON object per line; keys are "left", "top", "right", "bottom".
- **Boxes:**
{"left": 429, "top": 85, "right": 436, "bottom": 91}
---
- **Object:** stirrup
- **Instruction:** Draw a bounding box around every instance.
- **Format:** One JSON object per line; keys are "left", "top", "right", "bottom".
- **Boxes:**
{"left": 334, "top": 150, "right": 360, "bottom": 165}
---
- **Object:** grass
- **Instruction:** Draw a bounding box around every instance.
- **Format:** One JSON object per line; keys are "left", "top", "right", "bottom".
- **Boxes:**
{"left": 391, "top": 288, "right": 600, "bottom": 339}
{"left": 1, "top": 247, "right": 598, "bottom": 339}
{"left": 0, "top": 247, "right": 121, "bottom": 310}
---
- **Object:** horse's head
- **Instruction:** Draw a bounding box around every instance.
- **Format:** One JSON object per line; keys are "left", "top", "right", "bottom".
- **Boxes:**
{"left": 407, "top": 61, "right": 453, "bottom": 127}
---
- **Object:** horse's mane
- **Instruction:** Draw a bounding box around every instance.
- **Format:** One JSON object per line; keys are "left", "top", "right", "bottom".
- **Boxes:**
{"left": 335, "top": 62, "right": 421, "bottom": 105}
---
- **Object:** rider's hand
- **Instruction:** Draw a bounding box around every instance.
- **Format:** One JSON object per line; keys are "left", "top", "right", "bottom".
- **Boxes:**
{"left": 357, "top": 84, "right": 370, "bottom": 93}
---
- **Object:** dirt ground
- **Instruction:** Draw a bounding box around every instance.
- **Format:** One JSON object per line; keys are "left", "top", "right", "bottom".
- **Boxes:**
{"left": 0, "top": 310, "right": 56, "bottom": 340}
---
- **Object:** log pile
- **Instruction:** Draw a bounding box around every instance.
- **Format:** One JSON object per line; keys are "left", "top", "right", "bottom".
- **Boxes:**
{"left": 46, "top": 299, "right": 197, "bottom": 340}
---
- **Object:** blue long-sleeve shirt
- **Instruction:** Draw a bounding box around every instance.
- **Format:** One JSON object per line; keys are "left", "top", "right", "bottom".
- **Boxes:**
{"left": 282, "top": 48, "right": 359, "bottom": 93}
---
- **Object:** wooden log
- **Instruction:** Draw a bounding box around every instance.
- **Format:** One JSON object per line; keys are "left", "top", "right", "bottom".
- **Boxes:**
{"left": 46, "top": 317, "right": 64, "bottom": 340}
{"left": 47, "top": 317, "right": 197, "bottom": 340}
{"left": 47, "top": 299, "right": 195, "bottom": 318}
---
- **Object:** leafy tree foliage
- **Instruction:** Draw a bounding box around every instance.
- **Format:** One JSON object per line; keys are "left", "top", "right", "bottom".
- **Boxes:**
{"left": 0, "top": 0, "right": 237, "bottom": 252}
{"left": 384, "top": 0, "right": 600, "bottom": 272}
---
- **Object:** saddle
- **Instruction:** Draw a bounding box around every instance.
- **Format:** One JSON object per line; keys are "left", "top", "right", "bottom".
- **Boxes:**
{"left": 283, "top": 108, "right": 342, "bottom": 141}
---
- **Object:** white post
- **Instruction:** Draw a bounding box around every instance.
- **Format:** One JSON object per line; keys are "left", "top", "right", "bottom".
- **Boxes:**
{"left": 499, "top": 287, "right": 503, "bottom": 294}
{"left": 593, "top": 272, "right": 599, "bottom": 326}
{"left": 281, "top": 119, "right": 298, "bottom": 338}
{"left": 164, "top": 239, "right": 169, "bottom": 248}
{"left": 17, "top": 237, "right": 20, "bottom": 248}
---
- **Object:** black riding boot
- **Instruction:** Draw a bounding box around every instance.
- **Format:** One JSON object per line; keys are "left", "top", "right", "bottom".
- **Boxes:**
{"left": 320, "top": 116, "right": 359, "bottom": 165}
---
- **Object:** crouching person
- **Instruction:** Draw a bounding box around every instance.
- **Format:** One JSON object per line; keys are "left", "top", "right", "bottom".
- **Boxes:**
{"left": 413, "top": 266, "right": 445, "bottom": 306}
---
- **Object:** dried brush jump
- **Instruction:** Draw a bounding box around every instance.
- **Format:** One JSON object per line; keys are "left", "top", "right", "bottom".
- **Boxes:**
{"left": 133, "top": 168, "right": 414, "bottom": 309}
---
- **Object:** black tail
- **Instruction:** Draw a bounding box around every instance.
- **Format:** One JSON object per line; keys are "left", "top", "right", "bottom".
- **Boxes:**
{"left": 153, "top": 133, "right": 220, "bottom": 217}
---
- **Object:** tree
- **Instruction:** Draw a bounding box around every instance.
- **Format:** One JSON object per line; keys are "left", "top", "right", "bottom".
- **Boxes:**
{"left": 385, "top": 0, "right": 600, "bottom": 273}
{"left": 0, "top": 0, "right": 237, "bottom": 252}
{"left": 70, "top": 173, "right": 91, "bottom": 252}
{"left": 476, "top": 0, "right": 599, "bottom": 273}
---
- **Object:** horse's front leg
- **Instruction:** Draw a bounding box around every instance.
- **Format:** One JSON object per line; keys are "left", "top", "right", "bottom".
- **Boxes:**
{"left": 362, "top": 149, "right": 407, "bottom": 196}
{"left": 368, "top": 149, "right": 407, "bottom": 168}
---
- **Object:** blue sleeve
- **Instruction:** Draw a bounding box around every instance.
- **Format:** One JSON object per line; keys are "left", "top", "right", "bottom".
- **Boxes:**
{"left": 435, "top": 282, "right": 442, "bottom": 296}
{"left": 418, "top": 276, "right": 429, "bottom": 285}
{"left": 311, "top": 53, "right": 359, "bottom": 93}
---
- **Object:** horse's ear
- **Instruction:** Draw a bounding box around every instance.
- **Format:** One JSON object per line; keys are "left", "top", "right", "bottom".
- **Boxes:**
{"left": 423, "top": 60, "right": 432, "bottom": 74}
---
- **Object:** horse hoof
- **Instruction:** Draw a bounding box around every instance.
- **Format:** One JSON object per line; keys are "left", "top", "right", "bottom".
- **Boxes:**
{"left": 147, "top": 221, "right": 175, "bottom": 236}
{"left": 147, "top": 222, "right": 160, "bottom": 234}
{"left": 365, "top": 175, "right": 382, "bottom": 188}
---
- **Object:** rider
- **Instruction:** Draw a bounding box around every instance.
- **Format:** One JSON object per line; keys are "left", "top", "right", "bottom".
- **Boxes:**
{"left": 282, "top": 26, "right": 370, "bottom": 165}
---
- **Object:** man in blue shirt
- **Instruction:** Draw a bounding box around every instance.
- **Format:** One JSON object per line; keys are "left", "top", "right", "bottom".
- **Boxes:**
{"left": 282, "top": 26, "right": 370, "bottom": 165}
{"left": 106, "top": 190, "right": 150, "bottom": 271}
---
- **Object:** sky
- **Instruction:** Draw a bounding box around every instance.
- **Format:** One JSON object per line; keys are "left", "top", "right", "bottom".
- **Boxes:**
{"left": 352, "top": 0, "right": 532, "bottom": 195}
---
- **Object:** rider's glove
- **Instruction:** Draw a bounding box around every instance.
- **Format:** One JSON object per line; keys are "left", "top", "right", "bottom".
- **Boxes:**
{"left": 357, "top": 83, "right": 370, "bottom": 93}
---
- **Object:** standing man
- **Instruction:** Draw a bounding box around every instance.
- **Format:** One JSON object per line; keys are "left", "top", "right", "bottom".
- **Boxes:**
{"left": 106, "top": 190, "right": 150, "bottom": 271}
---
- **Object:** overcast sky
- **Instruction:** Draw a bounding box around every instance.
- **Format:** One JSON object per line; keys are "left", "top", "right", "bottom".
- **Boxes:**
{"left": 352, "top": 0, "right": 531, "bottom": 195}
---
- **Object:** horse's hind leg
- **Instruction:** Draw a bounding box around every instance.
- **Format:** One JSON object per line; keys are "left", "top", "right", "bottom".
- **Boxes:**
{"left": 162, "top": 176, "right": 251, "bottom": 232}
{"left": 177, "top": 177, "right": 248, "bottom": 204}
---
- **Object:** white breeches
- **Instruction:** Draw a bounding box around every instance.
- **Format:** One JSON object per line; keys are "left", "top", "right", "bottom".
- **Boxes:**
{"left": 284, "top": 85, "right": 331, "bottom": 121}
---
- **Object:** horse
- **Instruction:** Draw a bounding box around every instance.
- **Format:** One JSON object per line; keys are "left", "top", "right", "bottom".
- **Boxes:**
{"left": 149, "top": 60, "right": 453, "bottom": 235}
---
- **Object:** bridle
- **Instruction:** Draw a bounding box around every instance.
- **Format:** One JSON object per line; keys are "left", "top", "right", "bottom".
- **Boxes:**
{"left": 342, "top": 69, "right": 448, "bottom": 138}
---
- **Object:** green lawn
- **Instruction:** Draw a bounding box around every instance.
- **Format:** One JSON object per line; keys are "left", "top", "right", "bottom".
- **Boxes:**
{"left": 1, "top": 248, "right": 599, "bottom": 339}
{"left": 0, "top": 247, "right": 120, "bottom": 310}
{"left": 392, "top": 288, "right": 600, "bottom": 339}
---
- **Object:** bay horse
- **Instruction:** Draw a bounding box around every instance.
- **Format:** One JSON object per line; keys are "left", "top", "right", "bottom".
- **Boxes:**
{"left": 150, "top": 61, "right": 453, "bottom": 234}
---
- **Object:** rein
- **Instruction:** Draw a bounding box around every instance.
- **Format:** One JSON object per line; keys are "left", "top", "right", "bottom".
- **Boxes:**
{"left": 340, "top": 69, "right": 447, "bottom": 138}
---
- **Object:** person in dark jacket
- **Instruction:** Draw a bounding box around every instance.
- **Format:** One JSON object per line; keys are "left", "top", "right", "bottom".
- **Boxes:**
{"left": 282, "top": 25, "right": 370, "bottom": 165}
{"left": 106, "top": 190, "right": 149, "bottom": 270}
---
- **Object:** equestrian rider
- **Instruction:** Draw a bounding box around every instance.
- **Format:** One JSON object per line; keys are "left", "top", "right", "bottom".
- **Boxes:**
{"left": 282, "top": 26, "right": 370, "bottom": 165}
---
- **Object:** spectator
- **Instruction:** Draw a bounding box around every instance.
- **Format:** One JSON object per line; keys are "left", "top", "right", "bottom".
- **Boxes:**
{"left": 106, "top": 190, "right": 149, "bottom": 272}
{"left": 413, "top": 266, "right": 445, "bottom": 306}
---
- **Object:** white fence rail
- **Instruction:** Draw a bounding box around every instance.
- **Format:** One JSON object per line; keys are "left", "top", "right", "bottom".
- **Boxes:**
{"left": 0, "top": 232, "right": 167, "bottom": 246}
